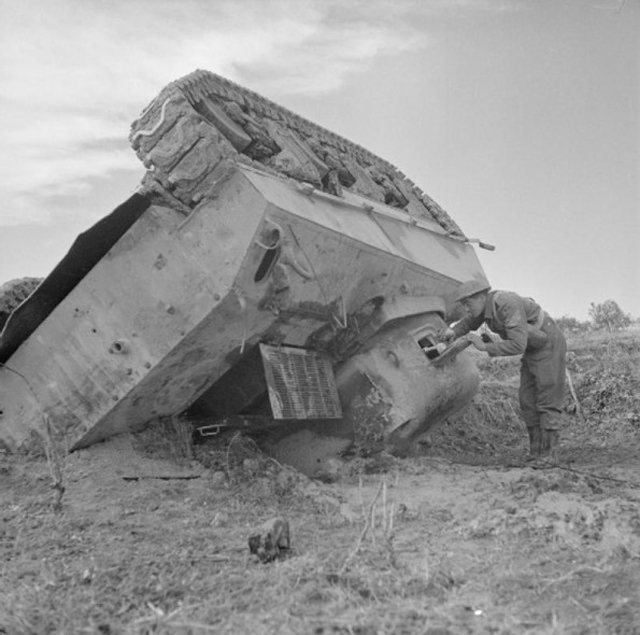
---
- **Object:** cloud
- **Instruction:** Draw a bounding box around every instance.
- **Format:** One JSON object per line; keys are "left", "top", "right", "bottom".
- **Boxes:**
{"left": 237, "top": 20, "right": 425, "bottom": 95}
{"left": 0, "top": 0, "right": 518, "bottom": 227}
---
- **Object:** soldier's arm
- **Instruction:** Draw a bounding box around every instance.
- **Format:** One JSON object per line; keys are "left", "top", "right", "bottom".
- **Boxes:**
{"left": 452, "top": 313, "right": 484, "bottom": 338}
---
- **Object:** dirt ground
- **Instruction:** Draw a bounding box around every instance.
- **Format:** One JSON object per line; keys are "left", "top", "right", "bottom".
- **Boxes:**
{"left": 1, "top": 331, "right": 639, "bottom": 634}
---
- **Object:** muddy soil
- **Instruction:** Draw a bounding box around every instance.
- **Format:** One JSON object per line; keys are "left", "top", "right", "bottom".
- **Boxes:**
{"left": 1, "top": 332, "right": 639, "bottom": 634}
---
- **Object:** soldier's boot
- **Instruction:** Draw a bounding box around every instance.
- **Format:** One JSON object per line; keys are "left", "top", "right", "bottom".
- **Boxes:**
{"left": 540, "top": 428, "right": 560, "bottom": 462}
{"left": 526, "top": 426, "right": 542, "bottom": 460}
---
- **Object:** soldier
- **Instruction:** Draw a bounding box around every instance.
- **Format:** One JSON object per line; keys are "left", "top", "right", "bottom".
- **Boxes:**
{"left": 440, "top": 280, "right": 567, "bottom": 460}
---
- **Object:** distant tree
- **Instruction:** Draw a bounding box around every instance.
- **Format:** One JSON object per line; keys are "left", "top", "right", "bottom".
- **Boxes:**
{"left": 556, "top": 314, "right": 590, "bottom": 335}
{"left": 588, "top": 300, "right": 631, "bottom": 332}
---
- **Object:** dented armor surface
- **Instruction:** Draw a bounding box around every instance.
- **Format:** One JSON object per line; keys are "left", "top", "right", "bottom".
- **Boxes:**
{"left": 0, "top": 70, "right": 488, "bottom": 469}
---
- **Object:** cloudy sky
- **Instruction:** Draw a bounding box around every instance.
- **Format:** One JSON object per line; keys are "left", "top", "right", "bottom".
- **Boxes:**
{"left": 0, "top": 0, "right": 637, "bottom": 320}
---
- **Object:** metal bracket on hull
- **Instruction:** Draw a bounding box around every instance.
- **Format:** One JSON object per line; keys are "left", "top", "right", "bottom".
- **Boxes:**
{"left": 194, "top": 415, "right": 275, "bottom": 437}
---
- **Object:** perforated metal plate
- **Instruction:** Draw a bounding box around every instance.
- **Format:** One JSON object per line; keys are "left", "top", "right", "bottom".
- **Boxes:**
{"left": 259, "top": 344, "right": 343, "bottom": 420}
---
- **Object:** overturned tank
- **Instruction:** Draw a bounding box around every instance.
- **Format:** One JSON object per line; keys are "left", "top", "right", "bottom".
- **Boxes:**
{"left": 0, "top": 70, "right": 491, "bottom": 474}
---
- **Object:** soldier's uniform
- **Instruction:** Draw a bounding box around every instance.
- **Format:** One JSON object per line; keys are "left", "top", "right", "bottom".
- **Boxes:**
{"left": 452, "top": 290, "right": 567, "bottom": 457}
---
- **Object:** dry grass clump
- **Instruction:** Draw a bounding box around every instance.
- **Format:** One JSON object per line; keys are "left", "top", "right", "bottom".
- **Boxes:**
{"left": 572, "top": 345, "right": 639, "bottom": 421}
{"left": 564, "top": 332, "right": 640, "bottom": 459}
{"left": 0, "top": 362, "right": 70, "bottom": 512}
{"left": 427, "top": 380, "right": 525, "bottom": 464}
{"left": 132, "top": 414, "right": 195, "bottom": 464}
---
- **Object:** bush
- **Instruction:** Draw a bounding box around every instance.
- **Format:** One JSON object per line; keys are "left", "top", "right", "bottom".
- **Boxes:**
{"left": 556, "top": 315, "right": 590, "bottom": 335}
{"left": 588, "top": 300, "right": 631, "bottom": 332}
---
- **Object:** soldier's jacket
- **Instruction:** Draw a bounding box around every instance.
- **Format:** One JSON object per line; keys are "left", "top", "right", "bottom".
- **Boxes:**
{"left": 452, "top": 290, "right": 548, "bottom": 357}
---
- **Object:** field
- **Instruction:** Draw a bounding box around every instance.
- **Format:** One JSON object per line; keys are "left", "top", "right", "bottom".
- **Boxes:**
{"left": 1, "top": 331, "right": 639, "bottom": 634}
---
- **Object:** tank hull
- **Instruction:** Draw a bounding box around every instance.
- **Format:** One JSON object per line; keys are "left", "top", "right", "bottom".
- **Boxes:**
{"left": 0, "top": 166, "right": 484, "bottom": 453}
{"left": 0, "top": 70, "right": 490, "bottom": 463}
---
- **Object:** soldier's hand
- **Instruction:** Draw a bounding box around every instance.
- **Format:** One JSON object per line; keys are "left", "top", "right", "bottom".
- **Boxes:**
{"left": 439, "top": 328, "right": 456, "bottom": 344}
{"left": 466, "top": 333, "right": 487, "bottom": 352}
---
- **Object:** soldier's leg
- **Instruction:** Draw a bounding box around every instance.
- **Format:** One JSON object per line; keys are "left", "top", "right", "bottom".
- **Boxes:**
{"left": 529, "top": 324, "right": 567, "bottom": 457}
{"left": 519, "top": 360, "right": 541, "bottom": 456}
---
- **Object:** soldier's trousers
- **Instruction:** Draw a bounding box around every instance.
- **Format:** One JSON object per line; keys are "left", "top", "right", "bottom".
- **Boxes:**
{"left": 519, "top": 316, "right": 567, "bottom": 432}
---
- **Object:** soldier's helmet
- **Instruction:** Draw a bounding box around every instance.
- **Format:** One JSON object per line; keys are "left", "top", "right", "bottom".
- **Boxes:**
{"left": 454, "top": 280, "right": 491, "bottom": 303}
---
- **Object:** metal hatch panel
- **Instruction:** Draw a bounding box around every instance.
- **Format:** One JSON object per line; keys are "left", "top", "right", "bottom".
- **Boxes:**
{"left": 259, "top": 344, "right": 342, "bottom": 420}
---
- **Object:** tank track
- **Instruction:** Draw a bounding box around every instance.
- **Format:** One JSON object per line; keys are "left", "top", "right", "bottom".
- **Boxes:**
{"left": 129, "top": 69, "right": 464, "bottom": 236}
